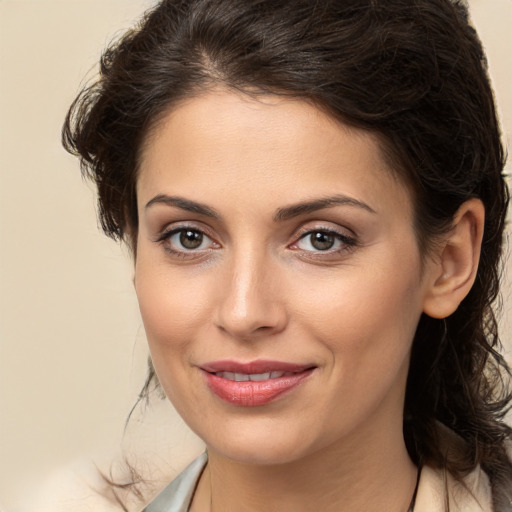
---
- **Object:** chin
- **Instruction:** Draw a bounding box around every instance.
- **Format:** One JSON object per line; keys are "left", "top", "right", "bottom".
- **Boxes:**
{"left": 199, "top": 420, "right": 321, "bottom": 466}
{"left": 211, "top": 441, "right": 307, "bottom": 466}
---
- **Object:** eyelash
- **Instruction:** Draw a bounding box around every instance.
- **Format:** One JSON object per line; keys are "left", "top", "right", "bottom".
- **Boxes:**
{"left": 155, "top": 225, "right": 358, "bottom": 258}
{"left": 155, "top": 225, "right": 218, "bottom": 258}
{"left": 291, "top": 227, "right": 358, "bottom": 256}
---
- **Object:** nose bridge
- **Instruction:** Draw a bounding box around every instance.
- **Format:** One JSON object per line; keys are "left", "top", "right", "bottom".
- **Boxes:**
{"left": 215, "top": 241, "right": 286, "bottom": 338}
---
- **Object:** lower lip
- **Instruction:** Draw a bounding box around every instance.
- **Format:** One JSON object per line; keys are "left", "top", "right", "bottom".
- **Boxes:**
{"left": 202, "top": 369, "right": 314, "bottom": 407}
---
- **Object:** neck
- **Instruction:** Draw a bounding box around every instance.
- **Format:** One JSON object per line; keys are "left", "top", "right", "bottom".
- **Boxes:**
{"left": 193, "top": 420, "right": 417, "bottom": 512}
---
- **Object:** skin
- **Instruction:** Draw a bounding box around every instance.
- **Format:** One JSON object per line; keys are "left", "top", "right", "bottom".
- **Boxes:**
{"left": 134, "top": 89, "right": 483, "bottom": 511}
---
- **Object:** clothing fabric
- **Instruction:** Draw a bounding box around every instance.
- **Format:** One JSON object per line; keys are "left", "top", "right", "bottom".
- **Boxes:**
{"left": 142, "top": 452, "right": 493, "bottom": 512}
{"left": 143, "top": 453, "right": 208, "bottom": 512}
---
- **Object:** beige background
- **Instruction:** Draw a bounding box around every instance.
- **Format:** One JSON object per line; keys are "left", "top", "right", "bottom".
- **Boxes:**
{"left": 0, "top": 0, "right": 511, "bottom": 509}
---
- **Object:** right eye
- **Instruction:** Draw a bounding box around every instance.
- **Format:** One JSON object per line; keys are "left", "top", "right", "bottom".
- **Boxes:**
{"left": 158, "top": 227, "right": 218, "bottom": 255}
{"left": 171, "top": 229, "right": 208, "bottom": 250}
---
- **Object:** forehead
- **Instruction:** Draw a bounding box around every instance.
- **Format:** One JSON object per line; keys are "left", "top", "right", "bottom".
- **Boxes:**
{"left": 137, "top": 89, "right": 412, "bottom": 219}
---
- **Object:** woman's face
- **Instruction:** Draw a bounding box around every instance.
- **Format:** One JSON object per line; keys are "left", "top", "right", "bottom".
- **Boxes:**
{"left": 135, "top": 90, "right": 435, "bottom": 465}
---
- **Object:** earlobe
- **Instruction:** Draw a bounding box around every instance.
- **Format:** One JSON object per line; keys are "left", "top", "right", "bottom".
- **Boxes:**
{"left": 422, "top": 198, "right": 485, "bottom": 319}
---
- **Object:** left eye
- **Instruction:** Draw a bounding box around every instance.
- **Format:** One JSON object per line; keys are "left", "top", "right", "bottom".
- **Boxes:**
{"left": 295, "top": 231, "right": 346, "bottom": 252}
{"left": 167, "top": 229, "right": 213, "bottom": 251}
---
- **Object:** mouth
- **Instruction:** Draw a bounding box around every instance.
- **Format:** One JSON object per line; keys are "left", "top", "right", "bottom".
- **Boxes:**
{"left": 199, "top": 360, "right": 316, "bottom": 407}
{"left": 211, "top": 370, "right": 298, "bottom": 381}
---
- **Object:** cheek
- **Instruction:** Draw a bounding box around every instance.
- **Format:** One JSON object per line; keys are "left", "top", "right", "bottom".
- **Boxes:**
{"left": 293, "top": 251, "right": 423, "bottom": 365}
{"left": 134, "top": 259, "right": 201, "bottom": 404}
{"left": 134, "top": 254, "right": 203, "bottom": 354}
{"left": 299, "top": 262, "right": 422, "bottom": 419}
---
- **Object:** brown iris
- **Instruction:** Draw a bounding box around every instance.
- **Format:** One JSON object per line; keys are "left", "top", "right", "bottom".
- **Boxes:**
{"left": 309, "top": 232, "right": 336, "bottom": 251}
{"left": 180, "top": 230, "right": 203, "bottom": 249}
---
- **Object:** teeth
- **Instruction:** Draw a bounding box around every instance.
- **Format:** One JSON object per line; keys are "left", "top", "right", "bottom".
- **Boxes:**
{"left": 215, "top": 371, "right": 292, "bottom": 381}
{"left": 249, "top": 372, "right": 272, "bottom": 381}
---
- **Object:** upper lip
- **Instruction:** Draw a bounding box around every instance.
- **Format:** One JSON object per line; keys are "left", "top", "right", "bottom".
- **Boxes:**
{"left": 200, "top": 360, "right": 315, "bottom": 374}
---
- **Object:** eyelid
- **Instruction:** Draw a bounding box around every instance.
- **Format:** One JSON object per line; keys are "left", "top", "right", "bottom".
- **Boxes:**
{"left": 155, "top": 221, "right": 216, "bottom": 242}
{"left": 294, "top": 221, "right": 354, "bottom": 237}
{"left": 154, "top": 222, "right": 221, "bottom": 258}
{"left": 292, "top": 222, "right": 356, "bottom": 242}
{"left": 288, "top": 224, "right": 359, "bottom": 254}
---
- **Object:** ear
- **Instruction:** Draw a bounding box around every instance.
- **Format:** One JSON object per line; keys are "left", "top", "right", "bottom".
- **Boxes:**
{"left": 422, "top": 198, "right": 485, "bottom": 319}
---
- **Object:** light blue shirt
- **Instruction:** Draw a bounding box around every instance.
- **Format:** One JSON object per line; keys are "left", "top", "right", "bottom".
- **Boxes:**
{"left": 143, "top": 453, "right": 208, "bottom": 512}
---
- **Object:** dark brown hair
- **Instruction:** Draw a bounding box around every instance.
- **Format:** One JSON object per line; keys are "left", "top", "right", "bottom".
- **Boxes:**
{"left": 63, "top": 0, "right": 512, "bottom": 509}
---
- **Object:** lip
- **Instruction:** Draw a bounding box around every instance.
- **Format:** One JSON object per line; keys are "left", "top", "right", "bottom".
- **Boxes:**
{"left": 199, "top": 360, "right": 316, "bottom": 407}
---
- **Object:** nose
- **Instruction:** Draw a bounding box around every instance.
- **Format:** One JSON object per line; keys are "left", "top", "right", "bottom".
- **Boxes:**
{"left": 214, "top": 251, "right": 288, "bottom": 340}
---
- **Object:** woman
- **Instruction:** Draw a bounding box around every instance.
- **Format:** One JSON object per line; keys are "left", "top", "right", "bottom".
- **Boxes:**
{"left": 63, "top": 0, "right": 512, "bottom": 510}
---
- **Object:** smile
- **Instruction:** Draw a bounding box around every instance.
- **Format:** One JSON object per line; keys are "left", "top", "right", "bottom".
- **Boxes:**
{"left": 213, "top": 371, "right": 296, "bottom": 381}
{"left": 200, "top": 360, "right": 315, "bottom": 407}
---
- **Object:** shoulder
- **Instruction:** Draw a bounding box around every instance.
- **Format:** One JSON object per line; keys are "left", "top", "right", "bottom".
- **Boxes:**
{"left": 26, "top": 450, "right": 205, "bottom": 512}
{"left": 25, "top": 460, "right": 128, "bottom": 512}
{"left": 415, "top": 463, "right": 492, "bottom": 512}
{"left": 414, "top": 423, "right": 496, "bottom": 512}
{"left": 414, "top": 422, "right": 495, "bottom": 512}
{"left": 142, "top": 453, "right": 207, "bottom": 512}
{"left": 25, "top": 402, "right": 206, "bottom": 512}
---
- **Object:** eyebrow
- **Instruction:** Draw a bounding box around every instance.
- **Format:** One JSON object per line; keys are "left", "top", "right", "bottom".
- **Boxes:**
{"left": 145, "top": 194, "right": 220, "bottom": 218}
{"left": 273, "top": 195, "right": 376, "bottom": 222}
{"left": 145, "top": 193, "right": 376, "bottom": 221}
